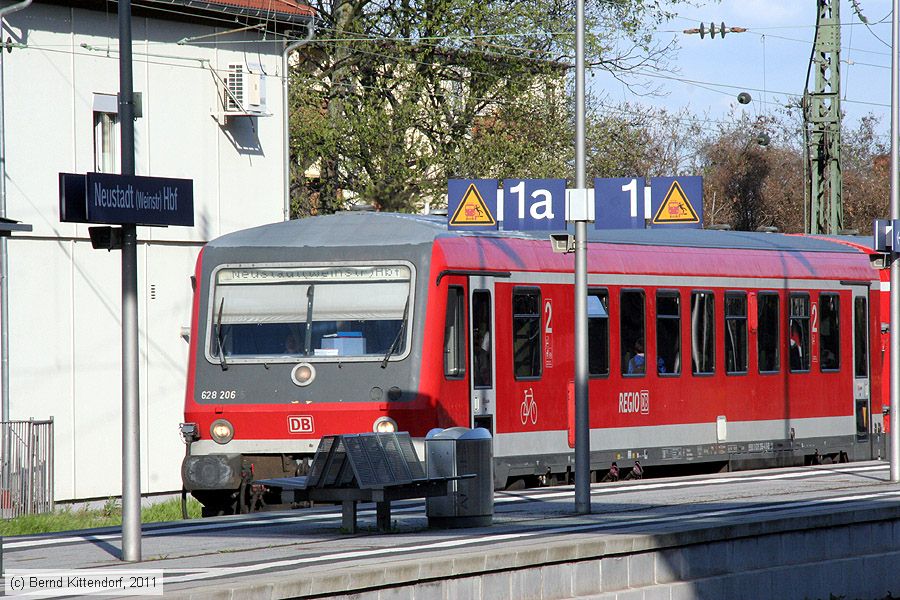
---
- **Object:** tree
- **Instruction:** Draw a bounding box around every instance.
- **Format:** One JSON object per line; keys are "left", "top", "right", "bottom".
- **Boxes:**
{"left": 288, "top": 0, "right": 696, "bottom": 217}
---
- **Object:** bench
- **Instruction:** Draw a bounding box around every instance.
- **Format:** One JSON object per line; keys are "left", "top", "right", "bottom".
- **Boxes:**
{"left": 255, "top": 432, "right": 469, "bottom": 533}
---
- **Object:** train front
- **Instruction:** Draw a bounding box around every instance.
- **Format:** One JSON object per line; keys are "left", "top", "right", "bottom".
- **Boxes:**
{"left": 180, "top": 214, "right": 439, "bottom": 515}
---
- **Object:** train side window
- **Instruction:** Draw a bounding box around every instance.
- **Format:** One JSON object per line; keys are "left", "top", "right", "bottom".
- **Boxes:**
{"left": 620, "top": 289, "right": 646, "bottom": 376}
{"left": 472, "top": 290, "right": 493, "bottom": 388}
{"left": 789, "top": 293, "right": 811, "bottom": 372}
{"left": 656, "top": 291, "right": 681, "bottom": 376}
{"left": 757, "top": 293, "right": 780, "bottom": 373}
{"left": 691, "top": 291, "right": 715, "bottom": 375}
{"left": 443, "top": 286, "right": 465, "bottom": 378}
{"left": 819, "top": 293, "right": 840, "bottom": 371}
{"left": 854, "top": 297, "right": 868, "bottom": 377}
{"left": 588, "top": 290, "right": 609, "bottom": 376}
{"left": 725, "top": 292, "right": 748, "bottom": 375}
{"left": 513, "top": 288, "right": 542, "bottom": 379}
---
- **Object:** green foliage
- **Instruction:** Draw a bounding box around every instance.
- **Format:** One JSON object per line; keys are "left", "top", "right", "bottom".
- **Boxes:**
{"left": 0, "top": 498, "right": 202, "bottom": 536}
{"left": 288, "top": 0, "right": 695, "bottom": 216}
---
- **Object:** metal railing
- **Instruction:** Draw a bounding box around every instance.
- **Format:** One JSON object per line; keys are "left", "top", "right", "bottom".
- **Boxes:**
{"left": 1, "top": 418, "right": 54, "bottom": 518}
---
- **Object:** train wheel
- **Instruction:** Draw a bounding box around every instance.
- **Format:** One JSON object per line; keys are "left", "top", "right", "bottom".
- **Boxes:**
{"left": 193, "top": 490, "right": 238, "bottom": 517}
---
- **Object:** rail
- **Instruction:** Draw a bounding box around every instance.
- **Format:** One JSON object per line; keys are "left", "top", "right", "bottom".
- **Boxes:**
{"left": 1, "top": 418, "right": 54, "bottom": 518}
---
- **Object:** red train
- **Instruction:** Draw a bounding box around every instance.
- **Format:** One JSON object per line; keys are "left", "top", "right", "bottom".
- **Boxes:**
{"left": 180, "top": 212, "right": 888, "bottom": 515}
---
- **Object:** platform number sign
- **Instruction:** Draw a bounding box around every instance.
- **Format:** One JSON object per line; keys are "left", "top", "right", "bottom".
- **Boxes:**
{"left": 593, "top": 177, "right": 648, "bottom": 229}
{"left": 503, "top": 179, "right": 566, "bottom": 232}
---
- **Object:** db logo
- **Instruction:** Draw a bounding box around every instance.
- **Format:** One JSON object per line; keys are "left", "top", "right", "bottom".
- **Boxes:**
{"left": 288, "top": 415, "right": 314, "bottom": 434}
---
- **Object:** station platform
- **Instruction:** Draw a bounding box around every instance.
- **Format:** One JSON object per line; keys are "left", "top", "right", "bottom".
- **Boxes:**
{"left": 4, "top": 461, "right": 900, "bottom": 599}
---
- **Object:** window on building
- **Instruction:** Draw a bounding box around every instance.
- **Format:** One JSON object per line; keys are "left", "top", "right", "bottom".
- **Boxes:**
{"left": 757, "top": 293, "right": 780, "bottom": 373}
{"left": 513, "top": 288, "right": 541, "bottom": 379}
{"left": 94, "top": 111, "right": 119, "bottom": 173}
{"left": 621, "top": 289, "right": 646, "bottom": 376}
{"left": 819, "top": 293, "right": 840, "bottom": 371}
{"left": 692, "top": 291, "right": 715, "bottom": 375}
{"left": 789, "top": 293, "right": 811, "bottom": 372}
{"left": 588, "top": 290, "right": 609, "bottom": 376}
{"left": 656, "top": 291, "right": 681, "bottom": 376}
{"left": 725, "top": 292, "right": 748, "bottom": 374}
{"left": 854, "top": 297, "right": 869, "bottom": 378}
{"left": 443, "top": 286, "right": 465, "bottom": 378}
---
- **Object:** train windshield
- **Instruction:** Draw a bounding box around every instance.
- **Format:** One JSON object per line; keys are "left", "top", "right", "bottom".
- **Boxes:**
{"left": 208, "top": 264, "right": 412, "bottom": 361}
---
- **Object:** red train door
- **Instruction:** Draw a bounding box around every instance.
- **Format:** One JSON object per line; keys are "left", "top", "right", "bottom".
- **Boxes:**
{"left": 851, "top": 286, "right": 875, "bottom": 457}
{"left": 469, "top": 276, "right": 496, "bottom": 434}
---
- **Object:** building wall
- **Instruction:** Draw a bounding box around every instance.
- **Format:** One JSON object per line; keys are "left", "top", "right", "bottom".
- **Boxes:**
{"left": 4, "top": 3, "right": 285, "bottom": 500}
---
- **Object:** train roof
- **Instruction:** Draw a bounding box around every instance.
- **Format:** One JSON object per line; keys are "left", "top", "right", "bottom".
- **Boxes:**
{"left": 208, "top": 212, "right": 872, "bottom": 255}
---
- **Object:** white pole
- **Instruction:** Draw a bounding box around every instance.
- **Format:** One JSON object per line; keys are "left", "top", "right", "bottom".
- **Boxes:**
{"left": 889, "top": 0, "right": 899, "bottom": 482}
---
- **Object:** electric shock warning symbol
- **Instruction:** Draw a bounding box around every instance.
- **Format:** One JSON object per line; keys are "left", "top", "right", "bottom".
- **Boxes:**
{"left": 449, "top": 183, "right": 497, "bottom": 226}
{"left": 652, "top": 180, "right": 700, "bottom": 224}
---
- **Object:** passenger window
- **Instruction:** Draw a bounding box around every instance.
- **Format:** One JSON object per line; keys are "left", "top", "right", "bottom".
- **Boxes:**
{"left": 620, "top": 290, "right": 646, "bottom": 376}
{"left": 443, "top": 286, "right": 465, "bottom": 378}
{"left": 588, "top": 290, "right": 609, "bottom": 376}
{"left": 789, "top": 294, "right": 811, "bottom": 372}
{"left": 819, "top": 293, "right": 840, "bottom": 371}
{"left": 656, "top": 291, "right": 680, "bottom": 376}
{"left": 757, "top": 293, "right": 780, "bottom": 373}
{"left": 691, "top": 291, "right": 715, "bottom": 375}
{"left": 513, "top": 288, "right": 541, "bottom": 379}
{"left": 725, "top": 292, "right": 748, "bottom": 374}
{"left": 854, "top": 297, "right": 868, "bottom": 377}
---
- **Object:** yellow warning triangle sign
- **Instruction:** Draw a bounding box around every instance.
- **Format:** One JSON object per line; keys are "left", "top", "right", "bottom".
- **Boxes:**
{"left": 449, "top": 183, "right": 496, "bottom": 226}
{"left": 652, "top": 180, "right": 700, "bottom": 224}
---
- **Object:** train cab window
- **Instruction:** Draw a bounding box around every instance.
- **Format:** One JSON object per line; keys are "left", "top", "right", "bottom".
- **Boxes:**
{"left": 789, "top": 294, "right": 811, "bottom": 372}
{"left": 513, "top": 288, "right": 541, "bottom": 379}
{"left": 656, "top": 291, "right": 681, "bottom": 376}
{"left": 621, "top": 290, "right": 646, "bottom": 376}
{"left": 588, "top": 290, "right": 609, "bottom": 376}
{"left": 757, "top": 293, "right": 780, "bottom": 373}
{"left": 819, "top": 293, "right": 840, "bottom": 371}
{"left": 443, "top": 286, "right": 465, "bottom": 378}
{"left": 854, "top": 297, "right": 869, "bottom": 377}
{"left": 208, "top": 264, "right": 412, "bottom": 363}
{"left": 691, "top": 291, "right": 715, "bottom": 375}
{"left": 725, "top": 292, "right": 748, "bottom": 375}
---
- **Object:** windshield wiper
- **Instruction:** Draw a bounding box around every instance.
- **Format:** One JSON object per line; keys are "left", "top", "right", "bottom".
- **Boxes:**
{"left": 215, "top": 298, "right": 228, "bottom": 371}
{"left": 304, "top": 285, "right": 315, "bottom": 356}
{"left": 381, "top": 297, "right": 410, "bottom": 369}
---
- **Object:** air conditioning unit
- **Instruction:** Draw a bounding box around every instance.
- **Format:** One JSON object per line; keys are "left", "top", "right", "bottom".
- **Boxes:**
{"left": 223, "top": 63, "right": 268, "bottom": 116}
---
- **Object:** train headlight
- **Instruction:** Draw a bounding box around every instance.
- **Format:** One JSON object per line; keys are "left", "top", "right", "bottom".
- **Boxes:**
{"left": 373, "top": 416, "right": 397, "bottom": 433}
{"left": 210, "top": 419, "right": 234, "bottom": 444}
{"left": 291, "top": 362, "right": 316, "bottom": 387}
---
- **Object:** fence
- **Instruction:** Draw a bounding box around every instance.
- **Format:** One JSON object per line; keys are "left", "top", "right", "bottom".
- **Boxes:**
{"left": 1, "top": 419, "right": 54, "bottom": 518}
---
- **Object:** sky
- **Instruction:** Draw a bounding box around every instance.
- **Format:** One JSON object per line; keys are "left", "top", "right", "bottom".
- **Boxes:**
{"left": 591, "top": 0, "right": 896, "bottom": 140}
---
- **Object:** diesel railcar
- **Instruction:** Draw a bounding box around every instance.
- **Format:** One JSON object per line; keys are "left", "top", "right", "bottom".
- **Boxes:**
{"left": 180, "top": 212, "right": 888, "bottom": 515}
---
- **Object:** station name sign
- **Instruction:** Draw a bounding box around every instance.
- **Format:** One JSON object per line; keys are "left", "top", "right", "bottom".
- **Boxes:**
{"left": 59, "top": 172, "right": 194, "bottom": 227}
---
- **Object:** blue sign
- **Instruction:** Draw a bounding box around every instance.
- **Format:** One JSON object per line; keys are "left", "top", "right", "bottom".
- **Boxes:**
{"left": 649, "top": 176, "right": 703, "bottom": 227}
{"left": 502, "top": 178, "right": 566, "bottom": 231}
{"left": 593, "top": 177, "right": 647, "bottom": 229}
{"left": 86, "top": 172, "right": 194, "bottom": 226}
{"left": 447, "top": 179, "right": 498, "bottom": 230}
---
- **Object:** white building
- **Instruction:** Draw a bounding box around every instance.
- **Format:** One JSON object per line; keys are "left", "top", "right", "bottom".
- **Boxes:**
{"left": 2, "top": 0, "right": 312, "bottom": 501}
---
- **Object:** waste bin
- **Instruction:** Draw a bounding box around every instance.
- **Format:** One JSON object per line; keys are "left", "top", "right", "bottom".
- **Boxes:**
{"left": 425, "top": 427, "right": 493, "bottom": 528}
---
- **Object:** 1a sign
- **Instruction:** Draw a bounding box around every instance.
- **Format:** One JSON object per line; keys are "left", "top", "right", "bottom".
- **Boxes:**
{"left": 502, "top": 178, "right": 566, "bottom": 231}
{"left": 447, "top": 179, "right": 498, "bottom": 230}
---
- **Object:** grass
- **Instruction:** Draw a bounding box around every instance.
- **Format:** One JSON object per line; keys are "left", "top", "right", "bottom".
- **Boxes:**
{"left": 0, "top": 497, "right": 202, "bottom": 536}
